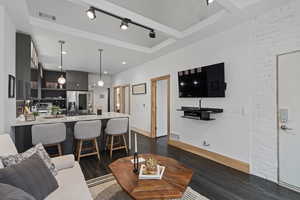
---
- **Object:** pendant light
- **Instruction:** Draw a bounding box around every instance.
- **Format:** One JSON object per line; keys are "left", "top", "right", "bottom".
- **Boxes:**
{"left": 57, "top": 40, "right": 66, "bottom": 85}
{"left": 98, "top": 49, "right": 104, "bottom": 87}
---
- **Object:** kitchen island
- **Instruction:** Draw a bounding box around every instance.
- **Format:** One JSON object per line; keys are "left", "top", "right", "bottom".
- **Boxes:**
{"left": 11, "top": 112, "right": 131, "bottom": 154}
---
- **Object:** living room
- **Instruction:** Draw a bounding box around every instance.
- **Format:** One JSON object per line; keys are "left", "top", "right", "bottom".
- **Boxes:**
{"left": 1, "top": 0, "right": 300, "bottom": 199}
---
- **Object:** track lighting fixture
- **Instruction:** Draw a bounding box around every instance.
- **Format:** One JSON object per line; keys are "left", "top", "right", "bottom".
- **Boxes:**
{"left": 86, "top": 7, "right": 96, "bottom": 20}
{"left": 85, "top": 6, "right": 156, "bottom": 38}
{"left": 149, "top": 30, "right": 156, "bottom": 38}
{"left": 120, "top": 18, "right": 130, "bottom": 30}
{"left": 206, "top": 0, "right": 215, "bottom": 5}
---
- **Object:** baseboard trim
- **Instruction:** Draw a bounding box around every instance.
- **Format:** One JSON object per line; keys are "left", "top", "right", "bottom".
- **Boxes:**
{"left": 131, "top": 127, "right": 152, "bottom": 138}
{"left": 168, "top": 140, "right": 250, "bottom": 174}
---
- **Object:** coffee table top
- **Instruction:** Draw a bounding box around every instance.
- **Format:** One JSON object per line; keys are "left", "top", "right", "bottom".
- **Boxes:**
{"left": 109, "top": 154, "right": 193, "bottom": 200}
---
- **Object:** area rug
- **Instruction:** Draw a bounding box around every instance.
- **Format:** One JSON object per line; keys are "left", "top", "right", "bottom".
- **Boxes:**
{"left": 87, "top": 174, "right": 209, "bottom": 200}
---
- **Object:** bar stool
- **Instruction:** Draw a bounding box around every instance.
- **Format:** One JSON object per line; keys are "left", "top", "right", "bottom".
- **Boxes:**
{"left": 105, "top": 118, "right": 128, "bottom": 158}
{"left": 74, "top": 120, "right": 101, "bottom": 162}
{"left": 32, "top": 123, "right": 66, "bottom": 157}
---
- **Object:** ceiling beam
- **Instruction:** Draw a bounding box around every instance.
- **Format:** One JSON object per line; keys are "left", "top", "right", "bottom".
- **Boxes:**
{"left": 67, "top": 0, "right": 184, "bottom": 38}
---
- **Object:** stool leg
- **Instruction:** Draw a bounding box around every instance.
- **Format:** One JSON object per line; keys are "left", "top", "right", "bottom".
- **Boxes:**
{"left": 78, "top": 140, "right": 83, "bottom": 162}
{"left": 122, "top": 134, "right": 128, "bottom": 154}
{"left": 110, "top": 136, "right": 114, "bottom": 159}
{"left": 94, "top": 138, "right": 101, "bottom": 161}
{"left": 57, "top": 144, "right": 63, "bottom": 156}
{"left": 106, "top": 135, "right": 110, "bottom": 150}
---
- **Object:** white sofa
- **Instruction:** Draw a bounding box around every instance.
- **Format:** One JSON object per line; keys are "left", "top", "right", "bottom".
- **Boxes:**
{"left": 0, "top": 134, "right": 92, "bottom": 200}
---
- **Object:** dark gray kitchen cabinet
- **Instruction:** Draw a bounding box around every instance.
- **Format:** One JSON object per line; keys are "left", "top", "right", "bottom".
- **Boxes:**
{"left": 16, "top": 33, "right": 31, "bottom": 100}
{"left": 66, "top": 70, "right": 88, "bottom": 91}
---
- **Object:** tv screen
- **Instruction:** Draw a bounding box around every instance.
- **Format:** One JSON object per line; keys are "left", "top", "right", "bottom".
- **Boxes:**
{"left": 178, "top": 63, "right": 226, "bottom": 98}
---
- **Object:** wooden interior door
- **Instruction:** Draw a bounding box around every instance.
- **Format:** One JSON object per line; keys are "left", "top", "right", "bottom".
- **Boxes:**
{"left": 151, "top": 75, "right": 170, "bottom": 138}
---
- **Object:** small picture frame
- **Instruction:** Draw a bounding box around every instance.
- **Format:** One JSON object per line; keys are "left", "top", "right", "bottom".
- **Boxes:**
{"left": 8, "top": 74, "right": 15, "bottom": 98}
{"left": 132, "top": 83, "right": 147, "bottom": 95}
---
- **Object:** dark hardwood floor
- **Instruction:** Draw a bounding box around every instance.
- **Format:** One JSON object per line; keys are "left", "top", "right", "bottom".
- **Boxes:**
{"left": 79, "top": 133, "right": 300, "bottom": 200}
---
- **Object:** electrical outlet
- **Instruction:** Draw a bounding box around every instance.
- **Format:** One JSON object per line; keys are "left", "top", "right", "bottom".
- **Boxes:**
{"left": 203, "top": 140, "right": 210, "bottom": 147}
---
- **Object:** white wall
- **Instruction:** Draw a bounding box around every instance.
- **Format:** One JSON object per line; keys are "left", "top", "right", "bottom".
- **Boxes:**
{"left": 0, "top": 5, "right": 16, "bottom": 135}
{"left": 88, "top": 73, "right": 112, "bottom": 112}
{"left": 112, "top": 0, "right": 300, "bottom": 182}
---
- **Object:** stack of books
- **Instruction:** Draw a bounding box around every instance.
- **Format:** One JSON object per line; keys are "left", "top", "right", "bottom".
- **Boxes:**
{"left": 138, "top": 164, "right": 165, "bottom": 180}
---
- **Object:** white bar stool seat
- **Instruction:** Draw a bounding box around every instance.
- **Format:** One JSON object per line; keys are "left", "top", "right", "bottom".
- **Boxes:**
{"left": 105, "top": 118, "right": 128, "bottom": 158}
{"left": 74, "top": 120, "right": 101, "bottom": 162}
{"left": 32, "top": 123, "right": 66, "bottom": 157}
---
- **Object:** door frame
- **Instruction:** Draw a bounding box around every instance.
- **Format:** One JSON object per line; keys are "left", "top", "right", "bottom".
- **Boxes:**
{"left": 276, "top": 49, "right": 300, "bottom": 187}
{"left": 151, "top": 75, "right": 170, "bottom": 139}
{"left": 113, "top": 84, "right": 131, "bottom": 114}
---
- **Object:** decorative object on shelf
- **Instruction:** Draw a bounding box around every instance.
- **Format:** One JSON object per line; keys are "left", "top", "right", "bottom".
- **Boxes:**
{"left": 98, "top": 49, "right": 104, "bottom": 87}
{"left": 57, "top": 40, "right": 66, "bottom": 86}
{"left": 8, "top": 74, "right": 15, "bottom": 98}
{"left": 132, "top": 83, "right": 146, "bottom": 95}
{"left": 86, "top": 6, "right": 156, "bottom": 38}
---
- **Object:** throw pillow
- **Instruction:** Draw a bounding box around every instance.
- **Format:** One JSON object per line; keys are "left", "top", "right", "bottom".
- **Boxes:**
{"left": 0, "top": 183, "right": 36, "bottom": 200}
{"left": 0, "top": 153, "right": 58, "bottom": 200}
{"left": 0, "top": 143, "right": 57, "bottom": 176}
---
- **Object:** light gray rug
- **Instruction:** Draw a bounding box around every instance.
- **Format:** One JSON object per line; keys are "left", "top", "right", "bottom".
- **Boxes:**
{"left": 87, "top": 174, "right": 209, "bottom": 200}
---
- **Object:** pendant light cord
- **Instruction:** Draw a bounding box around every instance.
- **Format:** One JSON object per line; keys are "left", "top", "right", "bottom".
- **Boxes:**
{"left": 60, "top": 42, "right": 63, "bottom": 72}
{"left": 99, "top": 49, "right": 103, "bottom": 80}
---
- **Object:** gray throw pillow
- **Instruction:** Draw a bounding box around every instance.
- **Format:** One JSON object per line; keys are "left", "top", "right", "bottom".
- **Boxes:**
{"left": 0, "top": 183, "right": 36, "bottom": 200}
{"left": 0, "top": 153, "right": 59, "bottom": 200}
{"left": 0, "top": 143, "right": 57, "bottom": 176}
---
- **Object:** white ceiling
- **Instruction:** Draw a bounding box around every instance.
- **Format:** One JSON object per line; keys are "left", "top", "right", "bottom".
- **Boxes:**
{"left": 0, "top": 0, "right": 292, "bottom": 74}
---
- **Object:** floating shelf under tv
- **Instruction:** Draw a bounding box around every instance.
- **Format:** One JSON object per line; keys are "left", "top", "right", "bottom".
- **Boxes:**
{"left": 177, "top": 106, "right": 223, "bottom": 121}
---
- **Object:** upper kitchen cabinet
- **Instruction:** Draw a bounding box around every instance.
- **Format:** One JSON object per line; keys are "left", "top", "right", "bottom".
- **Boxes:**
{"left": 16, "top": 33, "right": 31, "bottom": 100}
{"left": 66, "top": 70, "right": 88, "bottom": 91}
{"left": 16, "top": 32, "right": 41, "bottom": 100}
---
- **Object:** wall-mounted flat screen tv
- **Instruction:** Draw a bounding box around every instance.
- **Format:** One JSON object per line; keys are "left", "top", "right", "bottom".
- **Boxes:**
{"left": 178, "top": 63, "right": 226, "bottom": 98}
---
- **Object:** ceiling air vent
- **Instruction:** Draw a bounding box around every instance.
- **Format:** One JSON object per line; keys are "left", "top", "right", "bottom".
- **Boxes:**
{"left": 38, "top": 12, "right": 56, "bottom": 21}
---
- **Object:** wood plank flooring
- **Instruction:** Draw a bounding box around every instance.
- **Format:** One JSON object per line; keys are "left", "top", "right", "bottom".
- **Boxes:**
{"left": 79, "top": 133, "right": 300, "bottom": 200}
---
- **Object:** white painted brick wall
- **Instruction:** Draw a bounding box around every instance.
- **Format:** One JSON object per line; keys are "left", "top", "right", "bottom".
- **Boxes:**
{"left": 251, "top": 0, "right": 300, "bottom": 182}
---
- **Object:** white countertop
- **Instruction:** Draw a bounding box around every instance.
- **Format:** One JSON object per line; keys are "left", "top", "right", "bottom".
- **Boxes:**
{"left": 12, "top": 112, "right": 130, "bottom": 127}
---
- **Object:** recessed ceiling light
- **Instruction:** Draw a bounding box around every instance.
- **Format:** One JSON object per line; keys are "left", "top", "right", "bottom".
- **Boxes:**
{"left": 122, "top": 61, "right": 127, "bottom": 65}
{"left": 103, "top": 71, "right": 108, "bottom": 74}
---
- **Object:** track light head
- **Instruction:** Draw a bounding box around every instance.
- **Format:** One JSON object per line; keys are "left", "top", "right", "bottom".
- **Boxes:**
{"left": 86, "top": 7, "right": 96, "bottom": 20}
{"left": 149, "top": 30, "right": 156, "bottom": 38}
{"left": 120, "top": 18, "right": 130, "bottom": 30}
{"left": 206, "top": 0, "right": 215, "bottom": 5}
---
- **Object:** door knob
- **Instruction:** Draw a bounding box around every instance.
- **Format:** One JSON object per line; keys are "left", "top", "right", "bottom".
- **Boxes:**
{"left": 280, "top": 124, "right": 293, "bottom": 131}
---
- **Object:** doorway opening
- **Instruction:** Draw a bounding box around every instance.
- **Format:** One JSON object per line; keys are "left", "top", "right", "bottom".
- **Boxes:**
{"left": 151, "top": 75, "right": 170, "bottom": 139}
{"left": 277, "top": 50, "right": 300, "bottom": 192}
{"left": 113, "top": 84, "right": 130, "bottom": 114}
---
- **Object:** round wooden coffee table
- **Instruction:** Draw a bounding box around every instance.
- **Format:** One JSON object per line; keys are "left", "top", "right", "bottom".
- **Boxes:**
{"left": 109, "top": 154, "right": 193, "bottom": 200}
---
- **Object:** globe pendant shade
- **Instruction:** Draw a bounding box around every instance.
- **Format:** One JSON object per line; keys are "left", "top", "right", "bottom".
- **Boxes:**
{"left": 98, "top": 80, "right": 104, "bottom": 87}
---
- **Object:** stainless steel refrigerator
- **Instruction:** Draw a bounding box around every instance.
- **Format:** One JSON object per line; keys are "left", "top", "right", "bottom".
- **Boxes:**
{"left": 67, "top": 91, "right": 93, "bottom": 115}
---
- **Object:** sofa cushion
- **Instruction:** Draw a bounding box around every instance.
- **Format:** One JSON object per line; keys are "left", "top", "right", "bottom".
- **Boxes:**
{"left": 0, "top": 153, "right": 58, "bottom": 200}
{"left": 0, "top": 143, "right": 57, "bottom": 176}
{"left": 46, "top": 162, "right": 93, "bottom": 200}
{"left": 0, "top": 183, "right": 36, "bottom": 200}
